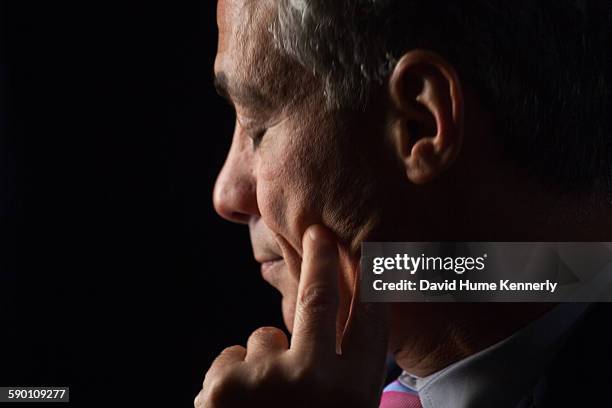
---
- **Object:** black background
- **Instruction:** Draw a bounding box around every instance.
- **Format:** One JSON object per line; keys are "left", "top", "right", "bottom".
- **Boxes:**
{"left": 1, "top": 2, "right": 284, "bottom": 406}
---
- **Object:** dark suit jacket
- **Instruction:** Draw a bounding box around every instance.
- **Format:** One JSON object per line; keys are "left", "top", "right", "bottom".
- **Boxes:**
{"left": 518, "top": 303, "right": 612, "bottom": 407}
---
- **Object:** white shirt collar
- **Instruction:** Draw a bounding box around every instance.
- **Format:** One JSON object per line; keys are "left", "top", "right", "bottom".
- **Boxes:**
{"left": 398, "top": 302, "right": 591, "bottom": 408}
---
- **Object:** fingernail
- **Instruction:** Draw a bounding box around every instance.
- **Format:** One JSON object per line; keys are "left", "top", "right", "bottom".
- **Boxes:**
{"left": 307, "top": 225, "right": 336, "bottom": 252}
{"left": 308, "top": 227, "right": 320, "bottom": 242}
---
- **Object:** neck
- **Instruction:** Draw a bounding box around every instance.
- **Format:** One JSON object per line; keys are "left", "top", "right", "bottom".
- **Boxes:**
{"left": 391, "top": 302, "right": 556, "bottom": 377}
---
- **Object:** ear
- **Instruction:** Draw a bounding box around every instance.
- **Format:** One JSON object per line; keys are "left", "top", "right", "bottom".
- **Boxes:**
{"left": 389, "top": 50, "right": 464, "bottom": 184}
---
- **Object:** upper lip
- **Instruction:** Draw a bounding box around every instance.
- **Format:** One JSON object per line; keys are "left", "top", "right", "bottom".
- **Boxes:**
{"left": 256, "top": 255, "right": 283, "bottom": 264}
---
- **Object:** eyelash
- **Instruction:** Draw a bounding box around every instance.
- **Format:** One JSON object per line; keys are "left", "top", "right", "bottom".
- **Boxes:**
{"left": 250, "top": 129, "right": 267, "bottom": 149}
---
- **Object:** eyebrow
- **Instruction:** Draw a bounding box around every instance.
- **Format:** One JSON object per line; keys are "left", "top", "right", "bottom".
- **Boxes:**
{"left": 213, "top": 73, "right": 232, "bottom": 103}
{"left": 213, "top": 72, "right": 275, "bottom": 111}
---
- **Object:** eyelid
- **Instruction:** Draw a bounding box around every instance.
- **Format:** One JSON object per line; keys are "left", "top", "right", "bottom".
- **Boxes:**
{"left": 235, "top": 115, "right": 265, "bottom": 144}
{"left": 251, "top": 128, "right": 267, "bottom": 149}
{"left": 237, "top": 113, "right": 286, "bottom": 149}
{"left": 237, "top": 114, "right": 259, "bottom": 130}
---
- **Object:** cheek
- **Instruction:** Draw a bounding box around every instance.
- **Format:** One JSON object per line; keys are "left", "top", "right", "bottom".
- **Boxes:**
{"left": 255, "top": 131, "right": 324, "bottom": 241}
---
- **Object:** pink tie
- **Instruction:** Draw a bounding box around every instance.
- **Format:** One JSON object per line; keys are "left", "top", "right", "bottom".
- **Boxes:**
{"left": 379, "top": 380, "right": 423, "bottom": 408}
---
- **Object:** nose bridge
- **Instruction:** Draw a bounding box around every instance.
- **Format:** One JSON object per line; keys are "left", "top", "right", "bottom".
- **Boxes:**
{"left": 213, "top": 125, "right": 258, "bottom": 223}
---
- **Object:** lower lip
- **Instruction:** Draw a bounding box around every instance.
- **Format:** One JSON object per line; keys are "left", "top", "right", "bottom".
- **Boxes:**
{"left": 261, "top": 259, "right": 284, "bottom": 278}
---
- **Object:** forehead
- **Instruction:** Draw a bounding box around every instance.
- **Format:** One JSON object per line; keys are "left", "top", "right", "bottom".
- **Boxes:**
{"left": 216, "top": 0, "right": 246, "bottom": 58}
{"left": 215, "top": 0, "right": 315, "bottom": 108}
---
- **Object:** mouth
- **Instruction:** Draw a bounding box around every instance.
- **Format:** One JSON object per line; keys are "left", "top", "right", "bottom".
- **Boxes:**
{"left": 260, "top": 257, "right": 283, "bottom": 274}
{"left": 261, "top": 257, "right": 285, "bottom": 290}
{"left": 257, "top": 256, "right": 294, "bottom": 332}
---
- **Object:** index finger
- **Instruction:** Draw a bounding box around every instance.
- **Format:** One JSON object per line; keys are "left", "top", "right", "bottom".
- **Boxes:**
{"left": 290, "top": 224, "right": 340, "bottom": 356}
{"left": 339, "top": 260, "right": 389, "bottom": 365}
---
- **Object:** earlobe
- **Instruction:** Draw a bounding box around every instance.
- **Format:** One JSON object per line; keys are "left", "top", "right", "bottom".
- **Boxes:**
{"left": 389, "top": 50, "right": 464, "bottom": 185}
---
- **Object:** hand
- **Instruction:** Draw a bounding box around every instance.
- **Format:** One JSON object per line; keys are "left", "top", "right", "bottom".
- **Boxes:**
{"left": 194, "top": 224, "right": 389, "bottom": 408}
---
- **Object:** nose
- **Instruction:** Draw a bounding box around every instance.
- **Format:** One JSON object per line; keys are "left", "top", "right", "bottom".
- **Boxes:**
{"left": 213, "top": 125, "right": 259, "bottom": 224}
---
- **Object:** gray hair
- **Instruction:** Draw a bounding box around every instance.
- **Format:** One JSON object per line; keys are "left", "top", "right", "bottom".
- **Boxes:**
{"left": 271, "top": 0, "right": 612, "bottom": 192}
{"left": 272, "top": 0, "right": 400, "bottom": 109}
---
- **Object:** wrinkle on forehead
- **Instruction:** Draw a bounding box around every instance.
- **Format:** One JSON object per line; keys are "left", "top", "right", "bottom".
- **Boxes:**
{"left": 216, "top": 0, "right": 318, "bottom": 111}
{"left": 216, "top": 0, "right": 240, "bottom": 54}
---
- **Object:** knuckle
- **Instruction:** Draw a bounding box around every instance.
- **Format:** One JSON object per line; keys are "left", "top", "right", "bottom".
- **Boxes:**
{"left": 250, "top": 326, "right": 285, "bottom": 342}
{"left": 202, "top": 372, "right": 242, "bottom": 407}
{"left": 215, "top": 345, "right": 246, "bottom": 364}
{"left": 206, "top": 382, "right": 228, "bottom": 406}
{"left": 202, "top": 370, "right": 219, "bottom": 393}
{"left": 247, "top": 327, "right": 288, "bottom": 353}
{"left": 250, "top": 359, "right": 283, "bottom": 386}
{"left": 221, "top": 344, "right": 245, "bottom": 355}
{"left": 193, "top": 390, "right": 203, "bottom": 408}
{"left": 201, "top": 376, "right": 222, "bottom": 405}
{"left": 299, "top": 284, "right": 337, "bottom": 314}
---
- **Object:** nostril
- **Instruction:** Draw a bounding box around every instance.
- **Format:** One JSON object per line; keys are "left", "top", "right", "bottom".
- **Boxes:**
{"left": 229, "top": 211, "right": 251, "bottom": 224}
{"left": 212, "top": 184, "right": 257, "bottom": 225}
{"left": 212, "top": 157, "right": 259, "bottom": 224}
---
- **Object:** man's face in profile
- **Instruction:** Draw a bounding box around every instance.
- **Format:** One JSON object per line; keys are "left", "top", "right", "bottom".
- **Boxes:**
{"left": 213, "top": 0, "right": 395, "bottom": 332}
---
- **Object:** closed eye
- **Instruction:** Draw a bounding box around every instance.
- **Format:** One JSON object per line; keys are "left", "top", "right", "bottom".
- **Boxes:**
{"left": 250, "top": 129, "right": 267, "bottom": 149}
